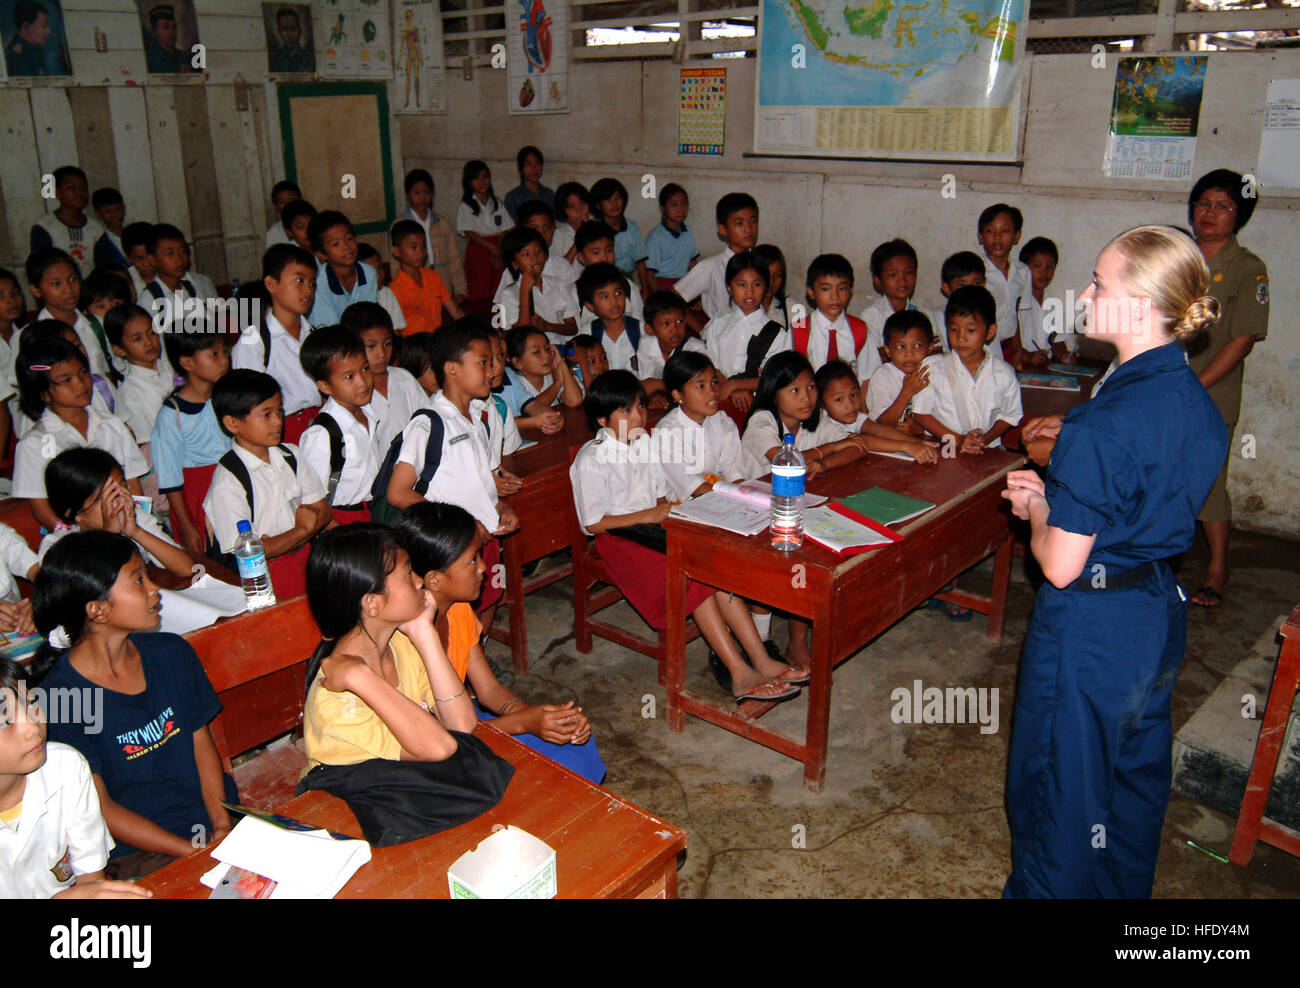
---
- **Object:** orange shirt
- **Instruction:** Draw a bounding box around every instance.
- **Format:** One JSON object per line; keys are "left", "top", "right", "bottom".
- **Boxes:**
{"left": 390, "top": 266, "right": 451, "bottom": 335}
{"left": 443, "top": 601, "right": 482, "bottom": 682}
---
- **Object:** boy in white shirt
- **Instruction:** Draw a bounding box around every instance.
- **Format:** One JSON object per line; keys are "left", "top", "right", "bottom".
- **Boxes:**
{"left": 703, "top": 253, "right": 787, "bottom": 415}
{"left": 140, "top": 224, "right": 218, "bottom": 338}
{"left": 356, "top": 243, "right": 408, "bottom": 334}
{"left": 674, "top": 192, "right": 759, "bottom": 333}
{"left": 0, "top": 658, "right": 145, "bottom": 900}
{"left": 925, "top": 251, "right": 988, "bottom": 355}
{"left": 497, "top": 227, "right": 578, "bottom": 345}
{"left": 1018, "top": 236, "right": 1075, "bottom": 362}
{"left": 858, "top": 238, "right": 920, "bottom": 367}
{"left": 340, "top": 302, "right": 427, "bottom": 456}
{"left": 911, "top": 286, "right": 1022, "bottom": 454}
{"left": 263, "top": 180, "right": 301, "bottom": 249}
{"left": 576, "top": 263, "right": 640, "bottom": 373}
{"left": 569, "top": 222, "right": 643, "bottom": 332}
{"left": 976, "top": 203, "right": 1034, "bottom": 363}
{"left": 867, "top": 309, "right": 937, "bottom": 437}
{"left": 231, "top": 243, "right": 321, "bottom": 444}
{"left": 29, "top": 166, "right": 105, "bottom": 274}
{"left": 792, "top": 254, "right": 871, "bottom": 375}
{"left": 637, "top": 291, "right": 706, "bottom": 397}
{"left": 121, "top": 222, "right": 157, "bottom": 301}
{"left": 203, "top": 369, "right": 331, "bottom": 600}
{"left": 298, "top": 326, "right": 381, "bottom": 526}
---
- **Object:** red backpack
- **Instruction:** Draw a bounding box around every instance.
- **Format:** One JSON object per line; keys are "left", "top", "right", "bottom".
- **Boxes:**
{"left": 791, "top": 314, "right": 868, "bottom": 360}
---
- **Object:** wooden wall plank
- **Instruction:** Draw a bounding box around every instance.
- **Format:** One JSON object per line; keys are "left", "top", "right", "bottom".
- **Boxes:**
{"left": 29, "top": 88, "right": 79, "bottom": 176}
{"left": 205, "top": 85, "right": 263, "bottom": 282}
{"left": 67, "top": 88, "right": 119, "bottom": 192}
{"left": 106, "top": 85, "right": 158, "bottom": 223}
{"left": 142, "top": 86, "right": 193, "bottom": 237}
{"left": 0, "top": 91, "right": 42, "bottom": 279}
{"left": 173, "top": 85, "right": 225, "bottom": 281}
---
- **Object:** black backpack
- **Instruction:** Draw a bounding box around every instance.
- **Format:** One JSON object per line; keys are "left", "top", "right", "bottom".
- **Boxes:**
{"left": 211, "top": 444, "right": 298, "bottom": 566}
{"left": 369, "top": 409, "right": 444, "bottom": 527}
{"left": 313, "top": 411, "right": 348, "bottom": 506}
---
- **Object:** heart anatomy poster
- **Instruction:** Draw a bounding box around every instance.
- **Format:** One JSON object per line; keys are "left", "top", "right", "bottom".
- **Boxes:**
{"left": 507, "top": 0, "right": 567, "bottom": 114}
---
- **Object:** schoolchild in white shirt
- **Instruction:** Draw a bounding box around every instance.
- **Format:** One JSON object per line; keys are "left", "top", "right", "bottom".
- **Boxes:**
{"left": 9, "top": 319, "right": 117, "bottom": 443}
{"left": 815, "top": 358, "right": 938, "bottom": 462}
{"left": 976, "top": 203, "right": 1034, "bottom": 361}
{"left": 298, "top": 326, "right": 382, "bottom": 526}
{"left": 29, "top": 167, "right": 104, "bottom": 274}
{"left": 793, "top": 253, "right": 873, "bottom": 377}
{"left": 25, "top": 248, "right": 115, "bottom": 380}
{"left": 0, "top": 523, "right": 38, "bottom": 634}
{"left": 911, "top": 286, "right": 1023, "bottom": 454}
{"left": 752, "top": 244, "right": 792, "bottom": 334}
{"left": 456, "top": 160, "right": 508, "bottom": 305}
{"left": 356, "top": 243, "right": 408, "bottom": 334}
{"left": 121, "top": 222, "right": 157, "bottom": 301}
{"left": 105, "top": 304, "right": 170, "bottom": 446}
{"left": 867, "top": 309, "right": 939, "bottom": 436}
{"left": 508, "top": 199, "right": 578, "bottom": 287}
{"left": 497, "top": 227, "right": 578, "bottom": 346}
{"left": 569, "top": 222, "right": 644, "bottom": 332}
{"left": 231, "top": 243, "right": 321, "bottom": 444}
{"left": 926, "top": 251, "right": 989, "bottom": 356}
{"left": 704, "top": 253, "right": 789, "bottom": 401}
{"left": 484, "top": 330, "right": 524, "bottom": 496}
{"left": 500, "top": 325, "right": 583, "bottom": 429}
{"left": 263, "top": 180, "right": 301, "bottom": 249}
{"left": 674, "top": 192, "right": 759, "bottom": 334}
{"left": 570, "top": 369, "right": 806, "bottom": 702}
{"left": 575, "top": 263, "right": 641, "bottom": 374}
{"left": 1019, "top": 236, "right": 1075, "bottom": 362}
{"left": 858, "top": 238, "right": 920, "bottom": 368}
{"left": 140, "top": 224, "right": 218, "bottom": 339}
{"left": 637, "top": 291, "right": 706, "bottom": 409}
{"left": 552, "top": 182, "right": 590, "bottom": 263}
{"left": 0, "top": 659, "right": 145, "bottom": 900}
{"left": 340, "top": 302, "right": 427, "bottom": 457}
{"left": 12, "top": 338, "right": 147, "bottom": 531}
{"left": 203, "top": 369, "right": 331, "bottom": 601}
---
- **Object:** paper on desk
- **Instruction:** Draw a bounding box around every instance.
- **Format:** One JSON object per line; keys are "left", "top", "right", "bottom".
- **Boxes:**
{"left": 208, "top": 815, "right": 371, "bottom": 899}
{"left": 158, "top": 574, "right": 249, "bottom": 635}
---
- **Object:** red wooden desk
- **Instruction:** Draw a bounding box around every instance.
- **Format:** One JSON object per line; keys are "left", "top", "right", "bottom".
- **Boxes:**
{"left": 664, "top": 449, "right": 1024, "bottom": 792}
{"left": 491, "top": 408, "right": 591, "bottom": 672}
{"left": 1230, "top": 600, "right": 1300, "bottom": 866}
{"left": 140, "top": 724, "right": 688, "bottom": 899}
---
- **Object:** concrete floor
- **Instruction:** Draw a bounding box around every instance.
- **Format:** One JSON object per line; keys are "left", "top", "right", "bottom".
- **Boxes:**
{"left": 492, "top": 529, "right": 1300, "bottom": 898}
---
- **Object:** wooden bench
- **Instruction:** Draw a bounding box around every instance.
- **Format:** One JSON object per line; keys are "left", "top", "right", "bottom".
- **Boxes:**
{"left": 186, "top": 597, "right": 317, "bottom": 809}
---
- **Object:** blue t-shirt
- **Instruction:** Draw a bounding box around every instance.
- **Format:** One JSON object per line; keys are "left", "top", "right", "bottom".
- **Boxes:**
{"left": 309, "top": 261, "right": 378, "bottom": 328}
{"left": 44, "top": 632, "right": 227, "bottom": 857}
{"left": 610, "top": 218, "right": 647, "bottom": 277}
{"left": 645, "top": 222, "right": 700, "bottom": 280}
{"left": 150, "top": 391, "right": 232, "bottom": 492}
{"left": 1045, "top": 341, "right": 1227, "bottom": 572}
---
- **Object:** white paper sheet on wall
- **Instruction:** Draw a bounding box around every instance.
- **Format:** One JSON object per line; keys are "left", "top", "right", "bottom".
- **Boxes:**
{"left": 1257, "top": 79, "right": 1300, "bottom": 191}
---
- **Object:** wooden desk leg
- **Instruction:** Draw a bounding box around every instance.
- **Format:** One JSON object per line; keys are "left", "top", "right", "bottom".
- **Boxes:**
{"left": 502, "top": 534, "right": 528, "bottom": 674}
{"left": 987, "top": 534, "right": 1013, "bottom": 644}
{"left": 665, "top": 536, "right": 687, "bottom": 734}
{"left": 803, "top": 597, "right": 834, "bottom": 793}
{"left": 1229, "top": 634, "right": 1300, "bottom": 866}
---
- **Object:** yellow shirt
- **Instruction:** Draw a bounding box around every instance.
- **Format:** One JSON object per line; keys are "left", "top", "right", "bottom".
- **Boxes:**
{"left": 303, "top": 632, "right": 436, "bottom": 768}
{"left": 0, "top": 801, "right": 21, "bottom": 825}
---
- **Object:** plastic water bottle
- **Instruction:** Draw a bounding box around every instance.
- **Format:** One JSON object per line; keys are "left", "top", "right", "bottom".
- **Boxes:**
{"left": 770, "top": 433, "right": 805, "bottom": 551}
{"left": 234, "top": 520, "right": 277, "bottom": 611}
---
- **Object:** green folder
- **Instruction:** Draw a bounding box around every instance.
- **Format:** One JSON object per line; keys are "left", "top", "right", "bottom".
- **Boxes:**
{"left": 837, "top": 487, "right": 935, "bottom": 527}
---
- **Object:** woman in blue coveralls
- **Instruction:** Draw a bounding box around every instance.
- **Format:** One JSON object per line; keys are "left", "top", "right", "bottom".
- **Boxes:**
{"left": 1002, "top": 226, "right": 1228, "bottom": 898}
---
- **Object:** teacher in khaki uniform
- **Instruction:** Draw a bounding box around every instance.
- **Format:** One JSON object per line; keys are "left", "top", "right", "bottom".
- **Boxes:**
{"left": 1184, "top": 169, "right": 1269, "bottom": 609}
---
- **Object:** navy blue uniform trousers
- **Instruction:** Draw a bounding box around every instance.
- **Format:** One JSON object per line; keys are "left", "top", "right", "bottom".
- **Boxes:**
{"left": 1004, "top": 565, "right": 1186, "bottom": 898}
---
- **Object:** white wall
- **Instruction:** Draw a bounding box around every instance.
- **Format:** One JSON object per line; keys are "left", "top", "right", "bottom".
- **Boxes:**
{"left": 400, "top": 50, "right": 1299, "bottom": 538}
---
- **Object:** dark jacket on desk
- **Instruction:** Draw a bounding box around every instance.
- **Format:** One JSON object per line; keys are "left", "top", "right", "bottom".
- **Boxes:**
{"left": 296, "top": 730, "right": 514, "bottom": 847}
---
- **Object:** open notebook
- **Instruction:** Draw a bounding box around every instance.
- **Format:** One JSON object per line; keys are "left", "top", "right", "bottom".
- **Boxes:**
{"left": 669, "top": 479, "right": 828, "bottom": 537}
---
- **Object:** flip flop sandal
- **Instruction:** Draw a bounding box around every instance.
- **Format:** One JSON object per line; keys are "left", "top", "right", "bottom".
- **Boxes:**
{"left": 1190, "top": 585, "right": 1223, "bottom": 608}
{"left": 780, "top": 663, "right": 811, "bottom": 686}
{"left": 944, "top": 602, "right": 974, "bottom": 622}
{"left": 733, "top": 679, "right": 801, "bottom": 703}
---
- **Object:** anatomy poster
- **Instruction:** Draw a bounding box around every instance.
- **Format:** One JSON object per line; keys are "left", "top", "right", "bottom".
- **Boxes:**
{"left": 507, "top": 0, "right": 567, "bottom": 114}
{"left": 318, "top": 0, "right": 392, "bottom": 78}
{"left": 392, "top": 0, "right": 446, "bottom": 112}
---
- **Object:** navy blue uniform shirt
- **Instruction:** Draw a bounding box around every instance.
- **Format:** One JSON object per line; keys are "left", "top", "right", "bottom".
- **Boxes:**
{"left": 1045, "top": 341, "right": 1227, "bottom": 572}
{"left": 44, "top": 632, "right": 224, "bottom": 857}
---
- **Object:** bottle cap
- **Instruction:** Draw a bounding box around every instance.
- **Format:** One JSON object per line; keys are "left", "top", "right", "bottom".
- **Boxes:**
{"left": 783, "top": 433, "right": 795, "bottom": 445}
{"left": 236, "top": 520, "right": 252, "bottom": 533}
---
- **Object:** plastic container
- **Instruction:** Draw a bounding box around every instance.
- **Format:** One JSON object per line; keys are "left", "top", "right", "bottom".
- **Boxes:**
{"left": 233, "top": 520, "right": 277, "bottom": 611}
{"left": 770, "top": 433, "right": 805, "bottom": 551}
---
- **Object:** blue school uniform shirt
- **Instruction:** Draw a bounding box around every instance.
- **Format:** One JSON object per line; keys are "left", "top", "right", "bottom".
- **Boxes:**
{"left": 504, "top": 183, "right": 556, "bottom": 222}
{"left": 610, "top": 217, "right": 648, "bottom": 277}
{"left": 43, "top": 633, "right": 228, "bottom": 857}
{"left": 309, "top": 261, "right": 378, "bottom": 328}
{"left": 150, "top": 391, "right": 232, "bottom": 493}
{"left": 644, "top": 222, "right": 699, "bottom": 280}
{"left": 1045, "top": 341, "right": 1227, "bottom": 573}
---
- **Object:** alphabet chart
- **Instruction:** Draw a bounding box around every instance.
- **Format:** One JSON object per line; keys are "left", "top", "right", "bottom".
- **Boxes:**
{"left": 679, "top": 67, "right": 726, "bottom": 155}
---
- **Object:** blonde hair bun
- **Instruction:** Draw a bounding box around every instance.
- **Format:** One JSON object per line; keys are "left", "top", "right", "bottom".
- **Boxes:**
{"left": 1173, "top": 295, "right": 1220, "bottom": 341}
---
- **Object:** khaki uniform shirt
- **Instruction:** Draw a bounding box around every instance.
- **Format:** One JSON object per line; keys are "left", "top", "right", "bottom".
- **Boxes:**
{"left": 1186, "top": 235, "right": 1269, "bottom": 422}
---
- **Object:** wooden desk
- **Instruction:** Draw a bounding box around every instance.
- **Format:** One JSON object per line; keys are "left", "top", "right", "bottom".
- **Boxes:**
{"left": 140, "top": 724, "right": 688, "bottom": 899}
{"left": 664, "top": 450, "right": 1024, "bottom": 793}
{"left": 491, "top": 408, "right": 591, "bottom": 672}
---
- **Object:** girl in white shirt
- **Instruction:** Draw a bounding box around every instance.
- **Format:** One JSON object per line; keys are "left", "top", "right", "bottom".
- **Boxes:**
{"left": 455, "top": 160, "right": 507, "bottom": 304}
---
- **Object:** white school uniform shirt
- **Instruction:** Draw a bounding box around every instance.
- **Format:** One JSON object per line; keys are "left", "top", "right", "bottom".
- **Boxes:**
{"left": 865, "top": 356, "right": 942, "bottom": 422}
{"left": 230, "top": 314, "right": 318, "bottom": 417}
{"left": 910, "top": 348, "right": 1022, "bottom": 446}
{"left": 11, "top": 379, "right": 116, "bottom": 443}
{"left": 705, "top": 306, "right": 787, "bottom": 379}
{"left": 118, "top": 362, "right": 175, "bottom": 444}
{"left": 653, "top": 405, "right": 765, "bottom": 502}
{"left": 595, "top": 322, "right": 638, "bottom": 374}
{"left": 369, "top": 366, "right": 427, "bottom": 456}
{"left": 144, "top": 272, "right": 218, "bottom": 338}
{"left": 265, "top": 221, "right": 292, "bottom": 249}
{"left": 0, "top": 742, "right": 114, "bottom": 899}
{"left": 376, "top": 285, "right": 408, "bottom": 333}
{"left": 552, "top": 222, "right": 576, "bottom": 260}
{"left": 924, "top": 305, "right": 952, "bottom": 353}
{"left": 983, "top": 257, "right": 1033, "bottom": 345}
{"left": 202, "top": 442, "right": 326, "bottom": 555}
{"left": 1017, "top": 293, "right": 1053, "bottom": 353}
{"left": 39, "top": 508, "right": 177, "bottom": 568}
{"left": 674, "top": 247, "right": 734, "bottom": 320}
{"left": 128, "top": 267, "right": 151, "bottom": 300}
{"left": 299, "top": 398, "right": 381, "bottom": 507}
{"left": 493, "top": 253, "right": 573, "bottom": 299}
{"left": 456, "top": 196, "right": 507, "bottom": 237}
{"left": 802, "top": 308, "right": 863, "bottom": 372}
{"left": 494, "top": 270, "right": 579, "bottom": 346}
{"left": 12, "top": 408, "right": 148, "bottom": 500}
{"left": 569, "top": 428, "right": 669, "bottom": 536}
{"left": 858, "top": 295, "right": 919, "bottom": 356}
{"left": 571, "top": 263, "right": 643, "bottom": 333}
{"left": 636, "top": 334, "right": 705, "bottom": 381}
{"left": 740, "top": 409, "right": 844, "bottom": 467}
{"left": 25, "top": 308, "right": 113, "bottom": 380}
{"left": 0, "top": 522, "right": 37, "bottom": 602}
{"left": 397, "top": 391, "right": 499, "bottom": 530}
{"left": 485, "top": 393, "right": 523, "bottom": 469}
